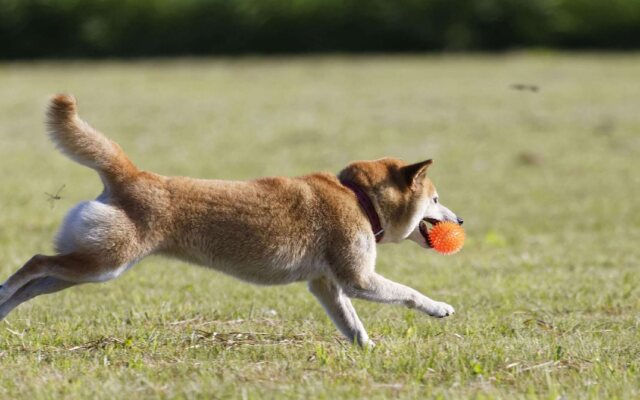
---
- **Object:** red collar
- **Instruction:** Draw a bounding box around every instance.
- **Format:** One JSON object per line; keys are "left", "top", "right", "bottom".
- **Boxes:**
{"left": 340, "top": 179, "right": 384, "bottom": 243}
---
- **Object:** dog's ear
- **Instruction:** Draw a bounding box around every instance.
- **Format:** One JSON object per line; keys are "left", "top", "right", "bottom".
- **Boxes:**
{"left": 401, "top": 159, "right": 432, "bottom": 189}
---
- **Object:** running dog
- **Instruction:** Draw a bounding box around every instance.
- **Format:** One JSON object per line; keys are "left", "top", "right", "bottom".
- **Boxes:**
{"left": 0, "top": 94, "right": 463, "bottom": 346}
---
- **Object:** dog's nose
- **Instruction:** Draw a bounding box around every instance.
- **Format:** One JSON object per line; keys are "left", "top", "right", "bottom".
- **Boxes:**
{"left": 457, "top": 217, "right": 464, "bottom": 225}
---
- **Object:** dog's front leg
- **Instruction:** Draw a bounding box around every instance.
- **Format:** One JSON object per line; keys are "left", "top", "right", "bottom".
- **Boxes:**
{"left": 308, "top": 276, "right": 372, "bottom": 347}
{"left": 341, "top": 273, "right": 454, "bottom": 318}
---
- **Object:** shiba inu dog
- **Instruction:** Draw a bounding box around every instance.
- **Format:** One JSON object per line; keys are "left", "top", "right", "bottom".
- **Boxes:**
{"left": 0, "top": 94, "right": 463, "bottom": 346}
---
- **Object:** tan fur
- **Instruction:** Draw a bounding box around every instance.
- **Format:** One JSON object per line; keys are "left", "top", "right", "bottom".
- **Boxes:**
{"left": 47, "top": 94, "right": 138, "bottom": 185}
{"left": 0, "top": 94, "right": 463, "bottom": 346}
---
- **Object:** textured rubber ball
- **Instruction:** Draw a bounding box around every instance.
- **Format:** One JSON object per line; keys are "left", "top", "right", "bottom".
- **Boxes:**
{"left": 428, "top": 221, "right": 465, "bottom": 255}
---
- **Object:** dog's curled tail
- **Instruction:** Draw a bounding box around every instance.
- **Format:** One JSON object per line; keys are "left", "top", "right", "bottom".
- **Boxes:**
{"left": 47, "top": 94, "right": 138, "bottom": 183}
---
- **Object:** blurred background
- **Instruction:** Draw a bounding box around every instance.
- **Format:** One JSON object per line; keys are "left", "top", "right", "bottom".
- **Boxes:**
{"left": 1, "top": 2, "right": 639, "bottom": 399}
{"left": 1, "top": 0, "right": 640, "bottom": 58}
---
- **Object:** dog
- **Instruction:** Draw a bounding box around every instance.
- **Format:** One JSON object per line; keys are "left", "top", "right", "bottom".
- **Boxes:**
{"left": 0, "top": 94, "right": 463, "bottom": 346}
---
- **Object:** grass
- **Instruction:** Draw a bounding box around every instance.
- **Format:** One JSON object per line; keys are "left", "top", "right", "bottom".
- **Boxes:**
{"left": 0, "top": 54, "right": 639, "bottom": 399}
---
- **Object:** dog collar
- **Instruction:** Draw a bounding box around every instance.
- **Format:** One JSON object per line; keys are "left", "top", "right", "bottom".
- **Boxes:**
{"left": 340, "top": 179, "right": 384, "bottom": 243}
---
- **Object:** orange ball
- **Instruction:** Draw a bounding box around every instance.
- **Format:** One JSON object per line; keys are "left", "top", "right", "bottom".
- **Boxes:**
{"left": 428, "top": 221, "right": 465, "bottom": 255}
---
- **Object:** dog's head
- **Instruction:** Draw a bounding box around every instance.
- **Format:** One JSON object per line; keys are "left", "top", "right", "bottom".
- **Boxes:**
{"left": 338, "top": 157, "right": 462, "bottom": 248}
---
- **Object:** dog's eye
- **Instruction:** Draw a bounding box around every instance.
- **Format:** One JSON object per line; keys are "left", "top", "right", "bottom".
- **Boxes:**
{"left": 434, "top": 197, "right": 439, "bottom": 204}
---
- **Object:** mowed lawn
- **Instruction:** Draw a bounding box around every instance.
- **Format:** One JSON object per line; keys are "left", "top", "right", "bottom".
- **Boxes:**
{"left": 0, "top": 54, "right": 638, "bottom": 399}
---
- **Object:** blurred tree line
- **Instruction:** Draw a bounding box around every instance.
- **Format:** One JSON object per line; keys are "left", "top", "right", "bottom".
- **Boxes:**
{"left": 1, "top": 0, "right": 639, "bottom": 58}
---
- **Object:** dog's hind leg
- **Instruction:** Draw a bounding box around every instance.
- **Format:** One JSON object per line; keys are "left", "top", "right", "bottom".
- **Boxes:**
{"left": 0, "top": 252, "right": 135, "bottom": 306}
{"left": 308, "top": 276, "right": 372, "bottom": 347}
{"left": 0, "top": 277, "right": 77, "bottom": 320}
{"left": 0, "top": 255, "right": 52, "bottom": 303}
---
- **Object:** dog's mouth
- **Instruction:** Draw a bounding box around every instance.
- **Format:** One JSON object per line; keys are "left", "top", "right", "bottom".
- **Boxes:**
{"left": 419, "top": 218, "right": 441, "bottom": 247}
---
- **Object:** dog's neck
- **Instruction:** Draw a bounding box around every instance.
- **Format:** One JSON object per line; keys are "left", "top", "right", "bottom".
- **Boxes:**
{"left": 340, "top": 179, "right": 384, "bottom": 243}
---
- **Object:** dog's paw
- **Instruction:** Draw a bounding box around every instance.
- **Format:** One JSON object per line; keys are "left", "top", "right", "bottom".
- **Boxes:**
{"left": 363, "top": 339, "right": 376, "bottom": 349}
{"left": 428, "top": 301, "right": 455, "bottom": 318}
{"left": 351, "top": 332, "right": 375, "bottom": 348}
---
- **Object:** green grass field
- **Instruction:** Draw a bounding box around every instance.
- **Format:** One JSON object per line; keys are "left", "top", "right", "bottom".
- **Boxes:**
{"left": 0, "top": 54, "right": 638, "bottom": 399}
